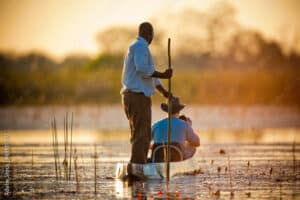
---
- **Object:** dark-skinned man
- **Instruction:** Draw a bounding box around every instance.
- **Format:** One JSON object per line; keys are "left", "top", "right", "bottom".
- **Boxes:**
{"left": 121, "top": 22, "right": 173, "bottom": 170}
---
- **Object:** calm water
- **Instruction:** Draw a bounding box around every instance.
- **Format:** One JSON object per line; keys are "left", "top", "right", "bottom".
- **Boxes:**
{"left": 0, "top": 130, "right": 300, "bottom": 199}
{"left": 1, "top": 105, "right": 299, "bottom": 130}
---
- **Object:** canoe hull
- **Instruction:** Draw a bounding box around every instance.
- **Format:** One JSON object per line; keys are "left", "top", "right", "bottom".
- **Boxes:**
{"left": 115, "top": 157, "right": 199, "bottom": 180}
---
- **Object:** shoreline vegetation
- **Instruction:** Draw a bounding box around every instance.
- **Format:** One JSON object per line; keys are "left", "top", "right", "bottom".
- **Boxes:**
{"left": 1, "top": 5, "right": 300, "bottom": 106}
{"left": 1, "top": 64, "right": 299, "bottom": 106}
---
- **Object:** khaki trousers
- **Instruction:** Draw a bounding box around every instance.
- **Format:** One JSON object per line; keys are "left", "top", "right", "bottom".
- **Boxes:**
{"left": 122, "top": 91, "right": 151, "bottom": 164}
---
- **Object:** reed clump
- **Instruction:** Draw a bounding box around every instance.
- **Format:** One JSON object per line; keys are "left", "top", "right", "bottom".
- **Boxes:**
{"left": 51, "top": 112, "right": 74, "bottom": 182}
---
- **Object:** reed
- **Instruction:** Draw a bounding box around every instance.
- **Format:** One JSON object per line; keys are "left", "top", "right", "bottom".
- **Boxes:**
{"left": 227, "top": 156, "right": 234, "bottom": 197}
{"left": 94, "top": 144, "right": 98, "bottom": 194}
{"left": 269, "top": 167, "right": 273, "bottom": 177}
{"left": 292, "top": 138, "right": 296, "bottom": 177}
{"left": 247, "top": 161, "right": 251, "bottom": 187}
{"left": 10, "top": 162, "right": 15, "bottom": 197}
{"left": 31, "top": 149, "right": 34, "bottom": 196}
{"left": 63, "top": 114, "right": 69, "bottom": 180}
{"left": 61, "top": 112, "right": 75, "bottom": 181}
{"left": 51, "top": 113, "right": 74, "bottom": 182}
{"left": 279, "top": 182, "right": 282, "bottom": 200}
{"left": 55, "top": 118, "right": 61, "bottom": 179}
{"left": 68, "top": 112, "right": 73, "bottom": 181}
{"left": 217, "top": 166, "right": 221, "bottom": 177}
{"left": 205, "top": 158, "right": 212, "bottom": 194}
{"left": 74, "top": 146, "right": 80, "bottom": 193}
{"left": 51, "top": 117, "right": 60, "bottom": 181}
{"left": 51, "top": 119, "right": 57, "bottom": 180}
{"left": 247, "top": 161, "right": 250, "bottom": 171}
{"left": 31, "top": 149, "right": 34, "bottom": 173}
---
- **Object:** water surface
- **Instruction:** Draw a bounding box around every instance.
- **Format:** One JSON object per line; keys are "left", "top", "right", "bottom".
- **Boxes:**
{"left": 0, "top": 130, "right": 299, "bottom": 199}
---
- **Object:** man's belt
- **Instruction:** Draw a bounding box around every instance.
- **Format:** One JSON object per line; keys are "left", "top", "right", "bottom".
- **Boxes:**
{"left": 123, "top": 89, "right": 144, "bottom": 95}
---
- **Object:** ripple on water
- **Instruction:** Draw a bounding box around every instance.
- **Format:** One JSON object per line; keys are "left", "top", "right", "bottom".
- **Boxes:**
{"left": 0, "top": 141, "right": 299, "bottom": 199}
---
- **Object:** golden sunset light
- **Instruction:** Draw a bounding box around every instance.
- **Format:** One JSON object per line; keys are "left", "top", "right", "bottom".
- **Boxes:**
{"left": 1, "top": 0, "right": 300, "bottom": 60}
{"left": 0, "top": 1, "right": 299, "bottom": 199}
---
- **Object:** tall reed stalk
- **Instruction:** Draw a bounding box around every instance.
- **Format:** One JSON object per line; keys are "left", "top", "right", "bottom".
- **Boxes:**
{"left": 51, "top": 113, "right": 74, "bottom": 182}
{"left": 74, "top": 146, "right": 79, "bottom": 193}
{"left": 61, "top": 112, "right": 74, "bottom": 181}
{"left": 227, "top": 156, "right": 234, "bottom": 196}
{"left": 63, "top": 114, "right": 69, "bottom": 180}
{"left": 31, "top": 149, "right": 34, "bottom": 195}
{"left": 94, "top": 144, "right": 98, "bottom": 194}
{"left": 51, "top": 117, "right": 61, "bottom": 181}
{"left": 51, "top": 119, "right": 58, "bottom": 180}
{"left": 292, "top": 138, "right": 296, "bottom": 178}
{"left": 68, "top": 112, "right": 73, "bottom": 181}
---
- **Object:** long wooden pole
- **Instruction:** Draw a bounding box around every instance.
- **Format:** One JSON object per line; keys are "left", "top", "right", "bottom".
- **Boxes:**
{"left": 166, "top": 38, "right": 172, "bottom": 182}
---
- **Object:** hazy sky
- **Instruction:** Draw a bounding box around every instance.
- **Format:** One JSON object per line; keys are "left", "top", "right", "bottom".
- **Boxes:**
{"left": 1, "top": 0, "right": 300, "bottom": 60}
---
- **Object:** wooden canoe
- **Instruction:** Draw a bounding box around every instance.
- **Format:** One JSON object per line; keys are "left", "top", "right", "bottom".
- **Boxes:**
{"left": 115, "top": 157, "right": 200, "bottom": 180}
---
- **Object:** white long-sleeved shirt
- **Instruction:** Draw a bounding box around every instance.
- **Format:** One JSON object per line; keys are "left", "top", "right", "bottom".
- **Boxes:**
{"left": 121, "top": 36, "right": 161, "bottom": 97}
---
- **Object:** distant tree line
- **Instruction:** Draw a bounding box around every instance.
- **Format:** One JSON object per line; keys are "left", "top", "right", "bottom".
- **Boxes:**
{"left": 0, "top": 3, "right": 299, "bottom": 106}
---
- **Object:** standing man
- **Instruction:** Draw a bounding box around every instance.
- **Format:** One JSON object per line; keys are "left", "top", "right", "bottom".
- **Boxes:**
{"left": 121, "top": 22, "right": 173, "bottom": 165}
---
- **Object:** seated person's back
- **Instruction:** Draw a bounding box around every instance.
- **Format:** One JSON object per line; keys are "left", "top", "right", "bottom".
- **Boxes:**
{"left": 150, "top": 98, "right": 200, "bottom": 162}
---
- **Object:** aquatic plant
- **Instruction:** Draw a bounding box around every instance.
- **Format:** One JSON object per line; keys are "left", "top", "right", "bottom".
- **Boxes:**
{"left": 212, "top": 189, "right": 220, "bottom": 196}
{"left": 219, "top": 149, "right": 226, "bottom": 154}
{"left": 94, "top": 143, "right": 98, "bottom": 194}
{"left": 227, "top": 156, "right": 234, "bottom": 197}
{"left": 62, "top": 112, "right": 74, "bottom": 181}
{"left": 68, "top": 113, "right": 73, "bottom": 181}
{"left": 51, "top": 113, "right": 74, "bottom": 182}
{"left": 31, "top": 149, "right": 34, "bottom": 195}
{"left": 74, "top": 146, "right": 80, "bottom": 193}
{"left": 245, "top": 191, "right": 251, "bottom": 197}
{"left": 217, "top": 166, "right": 221, "bottom": 177}
{"left": 63, "top": 114, "right": 68, "bottom": 180}
{"left": 51, "top": 117, "right": 61, "bottom": 181}
{"left": 292, "top": 139, "right": 296, "bottom": 177}
{"left": 247, "top": 161, "right": 250, "bottom": 171}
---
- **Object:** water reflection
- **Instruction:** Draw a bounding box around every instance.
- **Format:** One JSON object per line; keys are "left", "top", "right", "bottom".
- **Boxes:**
{"left": 0, "top": 137, "right": 299, "bottom": 199}
{"left": 115, "top": 179, "right": 161, "bottom": 199}
{"left": 0, "top": 128, "right": 299, "bottom": 199}
{"left": 1, "top": 128, "right": 299, "bottom": 144}
{"left": 114, "top": 177, "right": 200, "bottom": 199}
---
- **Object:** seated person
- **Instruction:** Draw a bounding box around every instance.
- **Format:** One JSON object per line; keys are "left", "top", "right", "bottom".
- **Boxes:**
{"left": 150, "top": 98, "right": 200, "bottom": 162}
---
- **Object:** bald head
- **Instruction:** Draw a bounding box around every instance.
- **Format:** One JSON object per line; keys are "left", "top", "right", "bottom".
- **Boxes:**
{"left": 138, "top": 22, "right": 154, "bottom": 45}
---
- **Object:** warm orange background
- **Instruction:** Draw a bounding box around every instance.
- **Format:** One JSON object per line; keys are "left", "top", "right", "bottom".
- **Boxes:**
{"left": 1, "top": 0, "right": 300, "bottom": 60}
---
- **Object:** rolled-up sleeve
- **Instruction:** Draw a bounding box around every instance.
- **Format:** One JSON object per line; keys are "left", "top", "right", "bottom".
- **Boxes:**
{"left": 134, "top": 45, "right": 155, "bottom": 78}
{"left": 186, "top": 124, "right": 200, "bottom": 146}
